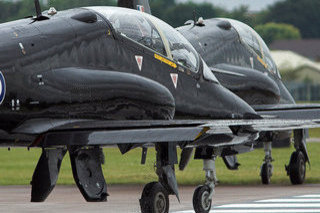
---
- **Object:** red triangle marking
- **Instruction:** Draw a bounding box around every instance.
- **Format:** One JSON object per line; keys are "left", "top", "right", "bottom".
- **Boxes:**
{"left": 170, "top": 73, "right": 178, "bottom": 89}
{"left": 135, "top": 56, "right": 143, "bottom": 71}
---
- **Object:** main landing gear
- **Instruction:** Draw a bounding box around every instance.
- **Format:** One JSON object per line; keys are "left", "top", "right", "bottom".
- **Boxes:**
{"left": 140, "top": 143, "right": 179, "bottom": 213}
{"left": 286, "top": 129, "right": 309, "bottom": 185}
{"left": 287, "top": 150, "right": 306, "bottom": 184}
{"left": 140, "top": 182, "right": 169, "bottom": 213}
{"left": 260, "top": 129, "right": 309, "bottom": 185}
{"left": 260, "top": 142, "right": 273, "bottom": 185}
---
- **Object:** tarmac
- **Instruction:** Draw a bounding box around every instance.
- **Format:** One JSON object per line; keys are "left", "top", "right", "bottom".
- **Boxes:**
{"left": 0, "top": 184, "right": 320, "bottom": 212}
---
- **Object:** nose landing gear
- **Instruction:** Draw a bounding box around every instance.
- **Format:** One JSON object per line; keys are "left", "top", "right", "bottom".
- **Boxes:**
{"left": 260, "top": 142, "right": 273, "bottom": 185}
{"left": 193, "top": 185, "right": 212, "bottom": 213}
{"left": 261, "top": 162, "right": 273, "bottom": 185}
{"left": 193, "top": 157, "right": 217, "bottom": 213}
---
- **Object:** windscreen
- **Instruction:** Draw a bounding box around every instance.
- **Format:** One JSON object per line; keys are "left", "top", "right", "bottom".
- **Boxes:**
{"left": 88, "top": 7, "right": 200, "bottom": 72}
{"left": 221, "top": 18, "right": 280, "bottom": 77}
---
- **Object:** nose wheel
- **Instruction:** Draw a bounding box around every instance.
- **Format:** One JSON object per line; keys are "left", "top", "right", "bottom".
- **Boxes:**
{"left": 260, "top": 142, "right": 273, "bottom": 185}
{"left": 261, "top": 162, "right": 273, "bottom": 185}
{"left": 192, "top": 157, "right": 216, "bottom": 213}
{"left": 140, "top": 182, "right": 169, "bottom": 213}
{"left": 193, "top": 185, "right": 212, "bottom": 213}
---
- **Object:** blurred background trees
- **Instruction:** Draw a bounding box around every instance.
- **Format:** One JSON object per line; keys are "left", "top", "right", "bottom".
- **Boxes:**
{"left": 0, "top": 0, "right": 318, "bottom": 42}
{"left": 255, "top": 23, "right": 301, "bottom": 45}
{"left": 1, "top": 0, "right": 319, "bottom": 40}
{"left": 263, "top": 0, "right": 320, "bottom": 38}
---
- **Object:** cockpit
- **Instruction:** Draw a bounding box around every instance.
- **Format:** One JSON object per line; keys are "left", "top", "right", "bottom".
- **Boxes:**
{"left": 88, "top": 7, "right": 200, "bottom": 73}
{"left": 220, "top": 18, "right": 281, "bottom": 78}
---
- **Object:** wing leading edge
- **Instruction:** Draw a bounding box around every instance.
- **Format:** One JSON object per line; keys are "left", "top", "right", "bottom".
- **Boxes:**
{"left": 254, "top": 103, "right": 320, "bottom": 119}
{"left": 19, "top": 117, "right": 320, "bottom": 148}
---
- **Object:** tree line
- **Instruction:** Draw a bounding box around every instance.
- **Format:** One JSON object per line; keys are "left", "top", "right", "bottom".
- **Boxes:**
{"left": 0, "top": 0, "right": 319, "bottom": 44}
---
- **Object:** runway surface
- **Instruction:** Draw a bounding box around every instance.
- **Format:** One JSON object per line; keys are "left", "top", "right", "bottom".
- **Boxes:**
{"left": 0, "top": 184, "right": 319, "bottom": 212}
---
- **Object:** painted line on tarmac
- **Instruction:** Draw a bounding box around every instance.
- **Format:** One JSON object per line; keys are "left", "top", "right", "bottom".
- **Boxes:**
{"left": 208, "top": 210, "right": 319, "bottom": 213}
{"left": 214, "top": 203, "right": 320, "bottom": 208}
{"left": 173, "top": 194, "right": 320, "bottom": 213}
{"left": 296, "top": 194, "right": 320, "bottom": 198}
{"left": 175, "top": 210, "right": 320, "bottom": 213}
{"left": 255, "top": 198, "right": 320, "bottom": 203}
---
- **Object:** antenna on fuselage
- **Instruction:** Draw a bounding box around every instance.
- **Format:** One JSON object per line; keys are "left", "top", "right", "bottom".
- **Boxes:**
{"left": 35, "top": 0, "right": 42, "bottom": 18}
{"left": 33, "top": 0, "right": 49, "bottom": 21}
{"left": 192, "top": 10, "right": 205, "bottom": 27}
{"left": 193, "top": 10, "right": 197, "bottom": 25}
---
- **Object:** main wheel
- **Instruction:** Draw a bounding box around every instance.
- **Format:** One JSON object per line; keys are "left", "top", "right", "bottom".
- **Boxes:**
{"left": 140, "top": 182, "right": 169, "bottom": 213}
{"left": 261, "top": 162, "right": 272, "bottom": 185}
{"left": 288, "top": 151, "right": 306, "bottom": 185}
{"left": 193, "top": 185, "right": 212, "bottom": 213}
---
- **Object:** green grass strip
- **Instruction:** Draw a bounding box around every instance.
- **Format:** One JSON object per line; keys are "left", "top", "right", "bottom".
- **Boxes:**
{"left": 0, "top": 143, "right": 319, "bottom": 186}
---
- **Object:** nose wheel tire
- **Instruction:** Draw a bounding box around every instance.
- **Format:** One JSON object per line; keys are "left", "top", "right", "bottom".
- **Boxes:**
{"left": 193, "top": 185, "right": 212, "bottom": 213}
{"left": 261, "top": 162, "right": 272, "bottom": 185}
{"left": 288, "top": 151, "right": 306, "bottom": 185}
{"left": 140, "top": 182, "right": 169, "bottom": 213}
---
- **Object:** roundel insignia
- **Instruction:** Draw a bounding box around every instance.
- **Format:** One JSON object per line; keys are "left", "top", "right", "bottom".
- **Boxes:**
{"left": 0, "top": 71, "right": 6, "bottom": 105}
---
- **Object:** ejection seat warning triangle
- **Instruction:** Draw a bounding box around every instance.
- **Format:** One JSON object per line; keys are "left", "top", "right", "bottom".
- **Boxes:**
{"left": 135, "top": 56, "right": 143, "bottom": 71}
{"left": 170, "top": 73, "right": 178, "bottom": 89}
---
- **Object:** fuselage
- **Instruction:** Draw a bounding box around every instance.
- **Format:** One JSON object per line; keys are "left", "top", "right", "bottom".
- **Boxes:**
{"left": 0, "top": 7, "right": 256, "bottom": 132}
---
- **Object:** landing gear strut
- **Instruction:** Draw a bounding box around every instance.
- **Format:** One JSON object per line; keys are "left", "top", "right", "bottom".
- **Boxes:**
{"left": 140, "top": 143, "right": 179, "bottom": 213}
{"left": 193, "top": 157, "right": 217, "bottom": 213}
{"left": 286, "top": 129, "right": 309, "bottom": 185}
{"left": 260, "top": 142, "right": 273, "bottom": 184}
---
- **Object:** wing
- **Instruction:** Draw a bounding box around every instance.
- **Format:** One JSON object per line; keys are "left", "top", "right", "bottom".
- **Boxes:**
{"left": 11, "top": 117, "right": 320, "bottom": 148}
{"left": 254, "top": 103, "right": 320, "bottom": 119}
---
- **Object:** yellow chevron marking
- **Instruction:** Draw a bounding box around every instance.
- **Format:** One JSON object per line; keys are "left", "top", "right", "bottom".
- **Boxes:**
{"left": 154, "top": 54, "right": 177, "bottom": 69}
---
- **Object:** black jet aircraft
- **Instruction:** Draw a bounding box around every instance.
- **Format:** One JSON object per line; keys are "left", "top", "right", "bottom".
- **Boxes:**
{"left": 177, "top": 10, "right": 320, "bottom": 186}
{"left": 1, "top": 0, "right": 320, "bottom": 213}
{"left": 177, "top": 15, "right": 310, "bottom": 185}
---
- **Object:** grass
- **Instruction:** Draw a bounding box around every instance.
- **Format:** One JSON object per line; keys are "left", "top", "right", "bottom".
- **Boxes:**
{"left": 308, "top": 128, "right": 320, "bottom": 138}
{"left": 0, "top": 143, "right": 320, "bottom": 186}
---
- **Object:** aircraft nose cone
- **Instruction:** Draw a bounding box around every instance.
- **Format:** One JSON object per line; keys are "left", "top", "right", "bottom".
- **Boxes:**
{"left": 195, "top": 82, "right": 258, "bottom": 119}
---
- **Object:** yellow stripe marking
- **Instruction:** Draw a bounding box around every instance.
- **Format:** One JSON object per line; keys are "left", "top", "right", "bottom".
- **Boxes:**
{"left": 154, "top": 54, "right": 177, "bottom": 69}
{"left": 194, "top": 127, "right": 210, "bottom": 140}
{"left": 257, "top": 55, "right": 268, "bottom": 69}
